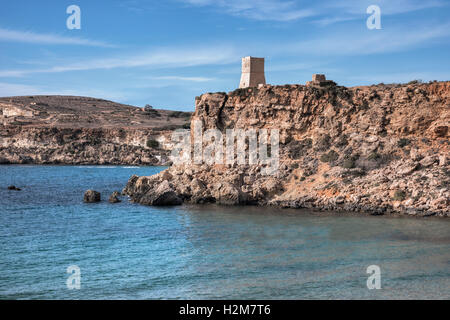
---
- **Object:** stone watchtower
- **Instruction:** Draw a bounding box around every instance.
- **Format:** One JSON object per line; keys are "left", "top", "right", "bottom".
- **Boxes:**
{"left": 239, "top": 56, "right": 266, "bottom": 88}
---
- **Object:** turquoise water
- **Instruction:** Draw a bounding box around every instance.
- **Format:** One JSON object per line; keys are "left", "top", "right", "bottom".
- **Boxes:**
{"left": 0, "top": 165, "right": 449, "bottom": 299}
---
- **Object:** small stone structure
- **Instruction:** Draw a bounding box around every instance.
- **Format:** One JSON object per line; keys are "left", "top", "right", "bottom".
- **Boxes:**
{"left": 239, "top": 56, "right": 266, "bottom": 88}
{"left": 306, "top": 74, "right": 336, "bottom": 87}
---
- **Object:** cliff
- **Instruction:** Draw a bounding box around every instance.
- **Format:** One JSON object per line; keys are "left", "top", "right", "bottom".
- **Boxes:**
{"left": 0, "top": 96, "right": 191, "bottom": 165}
{"left": 124, "top": 81, "right": 449, "bottom": 217}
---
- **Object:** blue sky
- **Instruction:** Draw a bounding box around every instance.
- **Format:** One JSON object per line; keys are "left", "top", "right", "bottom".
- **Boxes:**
{"left": 0, "top": 0, "right": 449, "bottom": 111}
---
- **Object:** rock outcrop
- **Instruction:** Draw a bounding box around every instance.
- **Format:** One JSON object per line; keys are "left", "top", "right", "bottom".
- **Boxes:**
{"left": 109, "top": 193, "right": 121, "bottom": 203}
{"left": 124, "top": 81, "right": 449, "bottom": 216}
{"left": 84, "top": 190, "right": 101, "bottom": 203}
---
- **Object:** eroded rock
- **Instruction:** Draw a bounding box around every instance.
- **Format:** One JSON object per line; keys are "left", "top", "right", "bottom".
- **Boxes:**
{"left": 124, "top": 81, "right": 450, "bottom": 217}
{"left": 84, "top": 190, "right": 101, "bottom": 203}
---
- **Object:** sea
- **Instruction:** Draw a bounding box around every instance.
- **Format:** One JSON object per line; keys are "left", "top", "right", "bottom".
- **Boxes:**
{"left": 0, "top": 165, "right": 449, "bottom": 299}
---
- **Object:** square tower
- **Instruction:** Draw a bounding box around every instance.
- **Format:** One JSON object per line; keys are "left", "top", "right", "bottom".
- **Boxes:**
{"left": 239, "top": 56, "right": 266, "bottom": 88}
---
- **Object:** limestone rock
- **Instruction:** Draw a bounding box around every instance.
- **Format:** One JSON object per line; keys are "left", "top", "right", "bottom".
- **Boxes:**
{"left": 420, "top": 156, "right": 437, "bottom": 168}
{"left": 139, "top": 180, "right": 182, "bottom": 206}
{"left": 109, "top": 192, "right": 121, "bottom": 203}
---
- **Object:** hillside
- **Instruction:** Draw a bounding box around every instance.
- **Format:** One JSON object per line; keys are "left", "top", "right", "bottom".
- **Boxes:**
{"left": 0, "top": 95, "right": 192, "bottom": 165}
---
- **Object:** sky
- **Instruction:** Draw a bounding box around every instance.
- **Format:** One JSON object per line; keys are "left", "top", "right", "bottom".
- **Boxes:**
{"left": 0, "top": 0, "right": 449, "bottom": 111}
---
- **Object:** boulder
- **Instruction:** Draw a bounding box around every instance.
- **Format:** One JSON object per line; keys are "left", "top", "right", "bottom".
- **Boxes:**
{"left": 420, "top": 156, "right": 437, "bottom": 168}
{"left": 109, "top": 193, "right": 121, "bottom": 203}
{"left": 111, "top": 191, "right": 121, "bottom": 197}
{"left": 84, "top": 190, "right": 101, "bottom": 203}
{"left": 433, "top": 125, "right": 448, "bottom": 138}
{"left": 190, "top": 178, "right": 206, "bottom": 195}
{"left": 398, "top": 162, "right": 419, "bottom": 176}
{"left": 216, "top": 182, "right": 243, "bottom": 205}
{"left": 139, "top": 180, "right": 182, "bottom": 206}
{"left": 439, "top": 155, "right": 447, "bottom": 166}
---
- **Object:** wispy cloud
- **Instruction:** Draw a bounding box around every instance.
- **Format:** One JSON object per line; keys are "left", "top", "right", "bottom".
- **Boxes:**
{"left": 313, "top": 0, "right": 448, "bottom": 26}
{"left": 0, "top": 45, "right": 238, "bottom": 77}
{"left": 151, "top": 76, "right": 216, "bottom": 82}
{"left": 180, "top": 0, "right": 315, "bottom": 21}
{"left": 329, "top": 0, "right": 447, "bottom": 15}
{"left": 284, "top": 22, "right": 450, "bottom": 55}
{"left": 0, "top": 27, "right": 114, "bottom": 47}
{"left": 181, "top": 0, "right": 448, "bottom": 24}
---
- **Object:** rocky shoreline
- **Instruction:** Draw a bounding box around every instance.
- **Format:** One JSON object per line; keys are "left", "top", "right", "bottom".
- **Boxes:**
{"left": 0, "top": 126, "right": 173, "bottom": 165}
{"left": 123, "top": 81, "right": 449, "bottom": 217}
{"left": 0, "top": 95, "right": 191, "bottom": 165}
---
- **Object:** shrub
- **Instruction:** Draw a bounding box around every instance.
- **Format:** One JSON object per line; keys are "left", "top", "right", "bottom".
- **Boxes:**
{"left": 342, "top": 169, "right": 366, "bottom": 178}
{"left": 146, "top": 139, "right": 159, "bottom": 149}
{"left": 335, "top": 134, "right": 348, "bottom": 148}
{"left": 392, "top": 190, "right": 407, "bottom": 201}
{"left": 444, "top": 168, "right": 450, "bottom": 177}
{"left": 320, "top": 150, "right": 339, "bottom": 163}
{"left": 314, "top": 134, "right": 331, "bottom": 151}
{"left": 182, "top": 122, "right": 190, "bottom": 129}
{"left": 397, "top": 138, "right": 411, "bottom": 148}
{"left": 343, "top": 178, "right": 354, "bottom": 185}
{"left": 155, "top": 124, "right": 185, "bottom": 131}
{"left": 169, "top": 111, "right": 188, "bottom": 118}
{"left": 341, "top": 158, "right": 355, "bottom": 169}
{"left": 144, "top": 108, "right": 160, "bottom": 117}
{"left": 287, "top": 138, "right": 312, "bottom": 159}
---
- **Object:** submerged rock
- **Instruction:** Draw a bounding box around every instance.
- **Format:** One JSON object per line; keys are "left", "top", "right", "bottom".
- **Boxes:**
{"left": 84, "top": 190, "right": 101, "bottom": 203}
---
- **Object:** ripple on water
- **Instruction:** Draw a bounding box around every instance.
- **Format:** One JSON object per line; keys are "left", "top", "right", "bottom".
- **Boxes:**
{"left": 0, "top": 165, "right": 449, "bottom": 299}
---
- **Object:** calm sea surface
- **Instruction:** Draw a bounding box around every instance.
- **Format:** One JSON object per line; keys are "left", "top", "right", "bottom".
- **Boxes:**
{"left": 0, "top": 165, "right": 449, "bottom": 299}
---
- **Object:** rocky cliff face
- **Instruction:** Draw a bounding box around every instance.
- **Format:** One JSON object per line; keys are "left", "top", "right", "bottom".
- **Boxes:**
{"left": 0, "top": 96, "right": 191, "bottom": 165}
{"left": 124, "top": 81, "right": 449, "bottom": 217}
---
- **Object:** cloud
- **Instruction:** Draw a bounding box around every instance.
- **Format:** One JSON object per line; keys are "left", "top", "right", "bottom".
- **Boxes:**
{"left": 312, "top": 16, "right": 358, "bottom": 27}
{"left": 329, "top": 0, "right": 447, "bottom": 15}
{"left": 313, "top": 0, "right": 448, "bottom": 26}
{"left": 0, "top": 45, "right": 238, "bottom": 77}
{"left": 0, "top": 27, "right": 114, "bottom": 47}
{"left": 181, "top": 0, "right": 448, "bottom": 24}
{"left": 180, "top": 0, "right": 315, "bottom": 21}
{"left": 284, "top": 23, "right": 450, "bottom": 55}
{"left": 151, "top": 76, "right": 216, "bottom": 82}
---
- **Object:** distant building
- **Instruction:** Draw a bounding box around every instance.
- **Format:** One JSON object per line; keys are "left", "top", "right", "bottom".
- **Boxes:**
{"left": 239, "top": 56, "right": 266, "bottom": 88}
